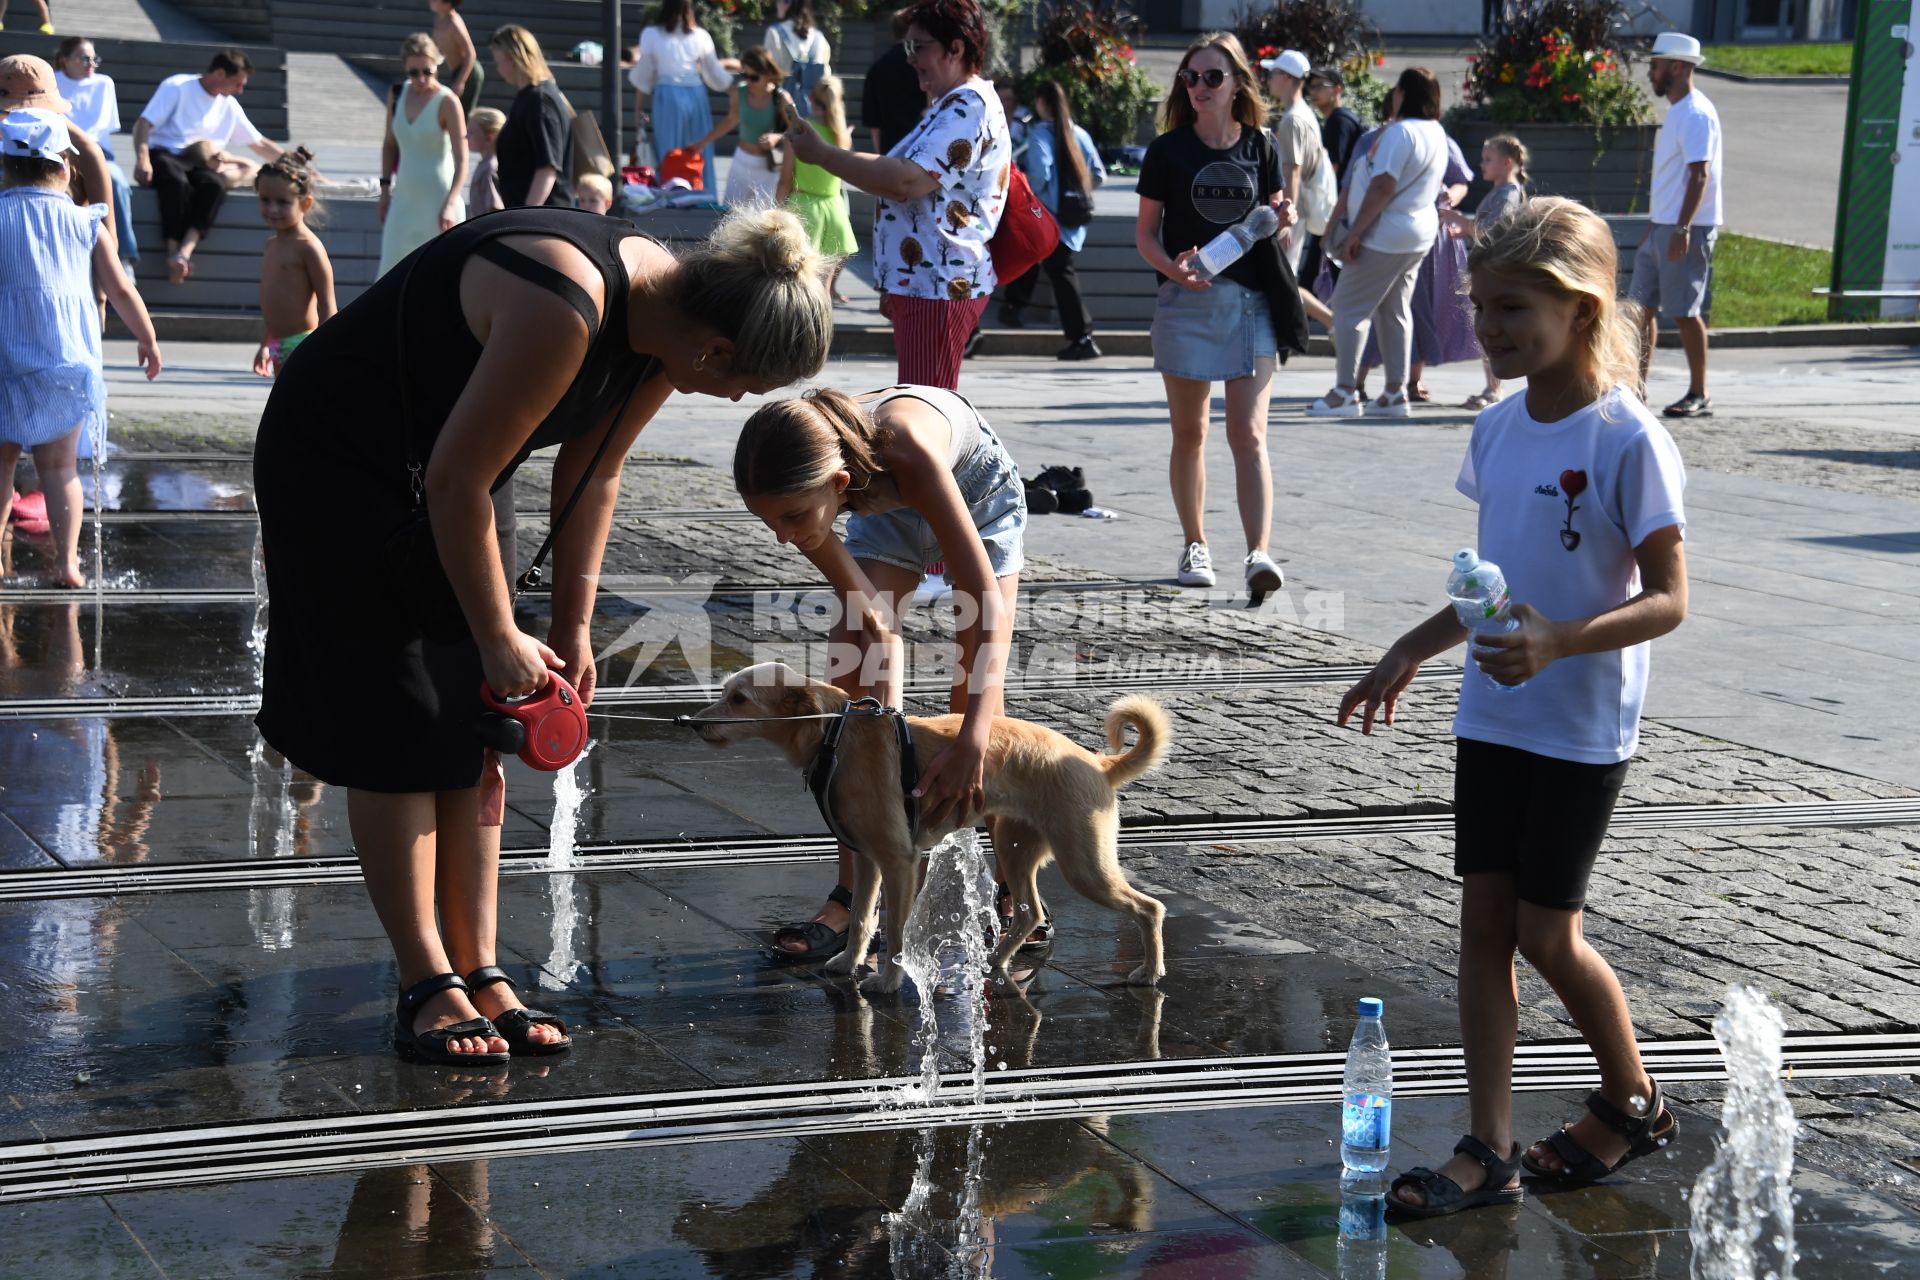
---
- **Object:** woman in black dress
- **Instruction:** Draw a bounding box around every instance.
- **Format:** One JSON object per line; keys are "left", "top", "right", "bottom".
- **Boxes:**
{"left": 254, "top": 204, "right": 834, "bottom": 1064}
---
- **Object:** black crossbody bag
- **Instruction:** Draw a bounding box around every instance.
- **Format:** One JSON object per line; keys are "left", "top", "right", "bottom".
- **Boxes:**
{"left": 383, "top": 247, "right": 643, "bottom": 644}
{"left": 1249, "top": 126, "right": 1312, "bottom": 361}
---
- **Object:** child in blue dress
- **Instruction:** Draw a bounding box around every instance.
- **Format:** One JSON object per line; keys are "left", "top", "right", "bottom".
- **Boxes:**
{"left": 1, "top": 108, "right": 160, "bottom": 586}
{"left": 1339, "top": 197, "right": 1690, "bottom": 1217}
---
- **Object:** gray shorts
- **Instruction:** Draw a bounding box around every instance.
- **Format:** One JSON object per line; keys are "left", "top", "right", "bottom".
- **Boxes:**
{"left": 1629, "top": 224, "right": 1719, "bottom": 321}
{"left": 844, "top": 419, "right": 1026, "bottom": 579}
{"left": 1151, "top": 277, "right": 1277, "bottom": 382}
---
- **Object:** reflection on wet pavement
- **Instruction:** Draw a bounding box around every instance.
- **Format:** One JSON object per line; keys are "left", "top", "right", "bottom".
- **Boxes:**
{"left": 5, "top": 454, "right": 1916, "bottom": 1276}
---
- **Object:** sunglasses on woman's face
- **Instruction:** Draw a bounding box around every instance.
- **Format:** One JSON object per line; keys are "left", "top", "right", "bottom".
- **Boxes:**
{"left": 902, "top": 37, "right": 938, "bottom": 59}
{"left": 405, "top": 67, "right": 434, "bottom": 80}
{"left": 1177, "top": 68, "right": 1230, "bottom": 89}
{"left": 72, "top": 55, "right": 103, "bottom": 67}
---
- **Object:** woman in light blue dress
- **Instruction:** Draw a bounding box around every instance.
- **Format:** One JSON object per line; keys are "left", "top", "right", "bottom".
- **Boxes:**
{"left": 377, "top": 33, "right": 468, "bottom": 276}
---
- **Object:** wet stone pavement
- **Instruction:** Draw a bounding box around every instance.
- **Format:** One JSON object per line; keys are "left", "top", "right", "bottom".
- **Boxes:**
{"left": 2, "top": 445, "right": 1919, "bottom": 1277}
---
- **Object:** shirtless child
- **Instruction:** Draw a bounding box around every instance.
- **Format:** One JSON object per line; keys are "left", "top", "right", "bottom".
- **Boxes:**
{"left": 250, "top": 152, "right": 336, "bottom": 378}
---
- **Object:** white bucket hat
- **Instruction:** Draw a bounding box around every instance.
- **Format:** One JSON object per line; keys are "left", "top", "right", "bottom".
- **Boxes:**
{"left": 1649, "top": 32, "right": 1705, "bottom": 65}
{"left": 2, "top": 107, "right": 74, "bottom": 161}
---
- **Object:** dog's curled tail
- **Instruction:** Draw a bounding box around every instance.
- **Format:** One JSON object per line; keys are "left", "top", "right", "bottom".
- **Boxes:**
{"left": 1100, "top": 695, "right": 1170, "bottom": 789}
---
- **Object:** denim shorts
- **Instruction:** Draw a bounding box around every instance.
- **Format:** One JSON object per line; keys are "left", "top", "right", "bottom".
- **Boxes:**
{"left": 1151, "top": 277, "right": 1277, "bottom": 382}
{"left": 844, "top": 419, "right": 1026, "bottom": 578}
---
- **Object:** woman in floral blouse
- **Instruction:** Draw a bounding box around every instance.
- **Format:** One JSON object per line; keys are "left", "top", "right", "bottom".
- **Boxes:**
{"left": 782, "top": 0, "right": 1008, "bottom": 390}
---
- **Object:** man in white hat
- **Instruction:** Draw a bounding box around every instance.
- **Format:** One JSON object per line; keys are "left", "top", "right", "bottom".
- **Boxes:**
{"left": 1261, "top": 48, "right": 1321, "bottom": 276}
{"left": 1631, "top": 32, "right": 1722, "bottom": 418}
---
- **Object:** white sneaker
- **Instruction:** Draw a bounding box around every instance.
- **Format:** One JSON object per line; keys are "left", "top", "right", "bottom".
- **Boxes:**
{"left": 1177, "top": 542, "right": 1215, "bottom": 587}
{"left": 912, "top": 574, "right": 953, "bottom": 608}
{"left": 1371, "top": 390, "right": 1413, "bottom": 418}
{"left": 1306, "top": 387, "right": 1364, "bottom": 418}
{"left": 1243, "top": 550, "right": 1284, "bottom": 604}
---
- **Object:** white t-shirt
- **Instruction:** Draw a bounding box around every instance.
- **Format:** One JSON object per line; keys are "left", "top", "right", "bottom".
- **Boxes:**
{"left": 55, "top": 72, "right": 121, "bottom": 151}
{"left": 628, "top": 25, "right": 733, "bottom": 93}
{"left": 137, "top": 73, "right": 265, "bottom": 153}
{"left": 1651, "top": 89, "right": 1722, "bottom": 226}
{"left": 1453, "top": 386, "right": 1688, "bottom": 764}
{"left": 763, "top": 21, "right": 831, "bottom": 76}
{"left": 1361, "top": 118, "right": 1446, "bottom": 254}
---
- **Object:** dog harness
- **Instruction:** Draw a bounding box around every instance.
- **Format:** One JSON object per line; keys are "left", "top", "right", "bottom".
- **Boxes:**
{"left": 805, "top": 697, "right": 919, "bottom": 855}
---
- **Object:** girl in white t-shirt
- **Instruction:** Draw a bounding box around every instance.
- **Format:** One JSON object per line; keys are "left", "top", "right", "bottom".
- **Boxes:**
{"left": 1338, "top": 197, "right": 1689, "bottom": 1219}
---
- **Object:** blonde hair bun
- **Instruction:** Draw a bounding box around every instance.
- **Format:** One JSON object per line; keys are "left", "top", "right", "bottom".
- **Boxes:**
{"left": 718, "top": 204, "right": 818, "bottom": 281}
{"left": 675, "top": 205, "right": 839, "bottom": 387}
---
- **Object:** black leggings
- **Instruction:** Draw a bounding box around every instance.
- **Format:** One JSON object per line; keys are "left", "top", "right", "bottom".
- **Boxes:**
{"left": 150, "top": 148, "right": 227, "bottom": 244}
{"left": 1003, "top": 240, "right": 1093, "bottom": 342}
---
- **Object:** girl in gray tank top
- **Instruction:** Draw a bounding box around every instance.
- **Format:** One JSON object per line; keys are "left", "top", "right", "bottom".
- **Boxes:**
{"left": 733, "top": 384, "right": 1044, "bottom": 965}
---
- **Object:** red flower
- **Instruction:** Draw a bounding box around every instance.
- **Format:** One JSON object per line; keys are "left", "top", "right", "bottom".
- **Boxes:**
{"left": 1559, "top": 469, "right": 1588, "bottom": 497}
{"left": 1562, "top": 90, "right": 1581, "bottom": 101}
{"left": 1374, "top": 52, "right": 1386, "bottom": 65}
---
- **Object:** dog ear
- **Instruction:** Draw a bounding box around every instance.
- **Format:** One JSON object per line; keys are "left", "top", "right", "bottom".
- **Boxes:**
{"left": 779, "top": 685, "right": 817, "bottom": 717}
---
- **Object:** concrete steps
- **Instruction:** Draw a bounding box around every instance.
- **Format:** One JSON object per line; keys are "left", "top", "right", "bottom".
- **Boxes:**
{"left": 34, "top": 0, "right": 227, "bottom": 42}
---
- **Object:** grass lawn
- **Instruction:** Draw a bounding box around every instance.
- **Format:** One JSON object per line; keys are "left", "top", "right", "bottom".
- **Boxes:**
{"left": 1701, "top": 43, "right": 1853, "bottom": 77}
{"left": 1710, "top": 233, "right": 1831, "bottom": 328}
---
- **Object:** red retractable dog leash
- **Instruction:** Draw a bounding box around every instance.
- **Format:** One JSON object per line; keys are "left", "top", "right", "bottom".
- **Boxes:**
{"left": 477, "top": 668, "right": 589, "bottom": 771}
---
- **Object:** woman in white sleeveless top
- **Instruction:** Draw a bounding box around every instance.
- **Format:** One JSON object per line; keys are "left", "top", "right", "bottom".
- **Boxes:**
{"left": 763, "top": 0, "right": 832, "bottom": 117}
{"left": 378, "top": 32, "right": 469, "bottom": 277}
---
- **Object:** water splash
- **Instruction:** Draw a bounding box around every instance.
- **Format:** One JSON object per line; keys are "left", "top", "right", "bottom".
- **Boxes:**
{"left": 884, "top": 1122, "right": 990, "bottom": 1279}
{"left": 891, "top": 828, "right": 996, "bottom": 1106}
{"left": 1690, "top": 985, "right": 1797, "bottom": 1280}
{"left": 245, "top": 735, "right": 296, "bottom": 951}
{"left": 248, "top": 523, "right": 269, "bottom": 689}
{"left": 542, "top": 742, "right": 594, "bottom": 991}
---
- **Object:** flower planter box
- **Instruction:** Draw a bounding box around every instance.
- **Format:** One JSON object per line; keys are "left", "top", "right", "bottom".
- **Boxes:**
{"left": 1449, "top": 120, "right": 1657, "bottom": 216}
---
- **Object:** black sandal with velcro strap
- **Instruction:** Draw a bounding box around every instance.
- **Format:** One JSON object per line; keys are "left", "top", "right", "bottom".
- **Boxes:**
{"left": 464, "top": 965, "right": 572, "bottom": 1055}
{"left": 1388, "top": 1135, "right": 1526, "bottom": 1219}
{"left": 770, "top": 884, "right": 855, "bottom": 964}
{"left": 393, "top": 973, "right": 510, "bottom": 1066}
{"left": 1522, "top": 1079, "right": 1680, "bottom": 1184}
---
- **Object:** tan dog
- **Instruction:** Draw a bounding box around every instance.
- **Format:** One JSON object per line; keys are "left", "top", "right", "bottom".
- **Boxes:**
{"left": 692, "top": 663, "right": 1171, "bottom": 993}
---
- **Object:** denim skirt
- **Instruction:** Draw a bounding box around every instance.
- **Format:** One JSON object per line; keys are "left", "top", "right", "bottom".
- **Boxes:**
{"left": 1150, "top": 277, "right": 1277, "bottom": 382}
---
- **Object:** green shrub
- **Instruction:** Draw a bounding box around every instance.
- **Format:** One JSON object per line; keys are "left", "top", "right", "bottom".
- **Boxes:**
{"left": 1024, "top": 1, "right": 1160, "bottom": 148}
{"left": 1454, "top": 0, "right": 1652, "bottom": 128}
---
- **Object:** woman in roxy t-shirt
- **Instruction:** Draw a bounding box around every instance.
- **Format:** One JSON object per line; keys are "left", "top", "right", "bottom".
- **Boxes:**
{"left": 1135, "top": 32, "right": 1301, "bottom": 605}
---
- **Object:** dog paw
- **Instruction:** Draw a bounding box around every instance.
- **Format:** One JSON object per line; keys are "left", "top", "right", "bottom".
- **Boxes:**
{"left": 1123, "top": 964, "right": 1164, "bottom": 987}
{"left": 822, "top": 951, "right": 858, "bottom": 976}
{"left": 860, "top": 968, "right": 905, "bottom": 997}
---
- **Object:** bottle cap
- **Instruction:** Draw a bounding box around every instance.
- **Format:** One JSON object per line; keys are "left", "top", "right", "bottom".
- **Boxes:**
{"left": 1454, "top": 548, "right": 1478, "bottom": 570}
{"left": 1358, "top": 997, "right": 1383, "bottom": 1018}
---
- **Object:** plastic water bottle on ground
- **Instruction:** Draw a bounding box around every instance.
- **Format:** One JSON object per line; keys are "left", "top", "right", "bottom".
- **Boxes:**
{"left": 1447, "top": 548, "right": 1524, "bottom": 693}
{"left": 1342, "top": 997, "right": 1392, "bottom": 1173}
{"left": 1336, "top": 1187, "right": 1388, "bottom": 1279}
{"left": 1192, "top": 204, "right": 1281, "bottom": 282}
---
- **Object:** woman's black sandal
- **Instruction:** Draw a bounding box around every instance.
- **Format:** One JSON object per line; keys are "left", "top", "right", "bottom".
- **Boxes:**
{"left": 769, "top": 884, "right": 854, "bottom": 964}
{"left": 465, "top": 965, "right": 572, "bottom": 1056}
{"left": 1521, "top": 1079, "right": 1680, "bottom": 1184}
{"left": 393, "top": 973, "right": 510, "bottom": 1067}
{"left": 1388, "top": 1136, "right": 1526, "bottom": 1219}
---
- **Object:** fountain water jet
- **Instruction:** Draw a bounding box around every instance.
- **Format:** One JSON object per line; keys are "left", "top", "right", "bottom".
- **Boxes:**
{"left": 542, "top": 741, "right": 595, "bottom": 990}
{"left": 1690, "top": 984, "right": 1797, "bottom": 1280}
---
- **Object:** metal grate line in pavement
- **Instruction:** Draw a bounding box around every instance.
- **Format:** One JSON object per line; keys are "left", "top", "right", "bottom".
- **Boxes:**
{"left": 4, "top": 1031, "right": 1916, "bottom": 1202}
{"left": 0, "top": 662, "right": 1449, "bottom": 722}
{"left": 4, "top": 797, "right": 1916, "bottom": 901}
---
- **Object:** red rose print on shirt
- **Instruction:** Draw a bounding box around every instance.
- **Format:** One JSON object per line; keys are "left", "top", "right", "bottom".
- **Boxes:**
{"left": 1558, "top": 469, "right": 1586, "bottom": 551}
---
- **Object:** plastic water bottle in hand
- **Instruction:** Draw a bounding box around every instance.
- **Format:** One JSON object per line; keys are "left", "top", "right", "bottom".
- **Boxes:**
{"left": 1447, "top": 548, "right": 1525, "bottom": 693}
{"left": 1192, "top": 204, "right": 1280, "bottom": 282}
{"left": 1342, "top": 997, "right": 1392, "bottom": 1173}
